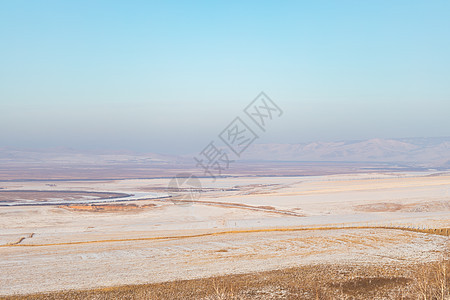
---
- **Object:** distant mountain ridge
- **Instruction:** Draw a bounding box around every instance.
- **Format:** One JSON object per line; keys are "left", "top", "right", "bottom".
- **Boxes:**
{"left": 241, "top": 137, "right": 450, "bottom": 167}
{"left": 1, "top": 137, "right": 450, "bottom": 168}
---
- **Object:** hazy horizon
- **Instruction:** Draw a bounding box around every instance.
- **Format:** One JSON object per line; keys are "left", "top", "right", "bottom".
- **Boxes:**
{"left": 1, "top": 1, "right": 450, "bottom": 154}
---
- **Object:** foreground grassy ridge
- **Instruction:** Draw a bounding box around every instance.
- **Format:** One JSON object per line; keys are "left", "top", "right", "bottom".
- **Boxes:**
{"left": 3, "top": 260, "right": 449, "bottom": 300}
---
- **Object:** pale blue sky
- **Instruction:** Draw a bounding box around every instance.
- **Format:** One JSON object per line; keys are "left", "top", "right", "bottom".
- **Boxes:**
{"left": 1, "top": 1, "right": 449, "bottom": 153}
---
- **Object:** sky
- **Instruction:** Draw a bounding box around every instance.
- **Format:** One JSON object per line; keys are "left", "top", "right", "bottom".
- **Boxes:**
{"left": 1, "top": 1, "right": 449, "bottom": 154}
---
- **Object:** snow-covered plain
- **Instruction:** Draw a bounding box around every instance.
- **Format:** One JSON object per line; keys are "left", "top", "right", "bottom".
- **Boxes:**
{"left": 0, "top": 172, "right": 449, "bottom": 295}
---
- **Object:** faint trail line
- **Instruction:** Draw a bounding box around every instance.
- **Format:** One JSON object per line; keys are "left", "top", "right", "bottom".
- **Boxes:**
{"left": 0, "top": 226, "right": 448, "bottom": 248}
{"left": 160, "top": 198, "right": 306, "bottom": 217}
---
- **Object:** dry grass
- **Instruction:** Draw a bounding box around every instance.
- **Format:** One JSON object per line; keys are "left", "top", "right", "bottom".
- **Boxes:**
{"left": 412, "top": 259, "right": 449, "bottom": 299}
{"left": 2, "top": 259, "right": 450, "bottom": 300}
{"left": 2, "top": 225, "right": 447, "bottom": 248}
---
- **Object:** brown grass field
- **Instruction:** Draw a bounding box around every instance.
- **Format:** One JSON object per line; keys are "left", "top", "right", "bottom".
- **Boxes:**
{"left": 2, "top": 259, "right": 449, "bottom": 300}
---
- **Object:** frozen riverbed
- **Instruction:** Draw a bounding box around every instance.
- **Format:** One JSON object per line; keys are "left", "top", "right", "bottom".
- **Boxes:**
{"left": 0, "top": 190, "right": 169, "bottom": 206}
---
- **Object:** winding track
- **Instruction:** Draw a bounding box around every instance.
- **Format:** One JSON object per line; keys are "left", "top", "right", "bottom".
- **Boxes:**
{"left": 1, "top": 226, "right": 448, "bottom": 248}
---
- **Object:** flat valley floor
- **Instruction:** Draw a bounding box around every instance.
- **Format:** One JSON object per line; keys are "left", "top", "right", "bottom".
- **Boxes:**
{"left": 0, "top": 172, "right": 449, "bottom": 296}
